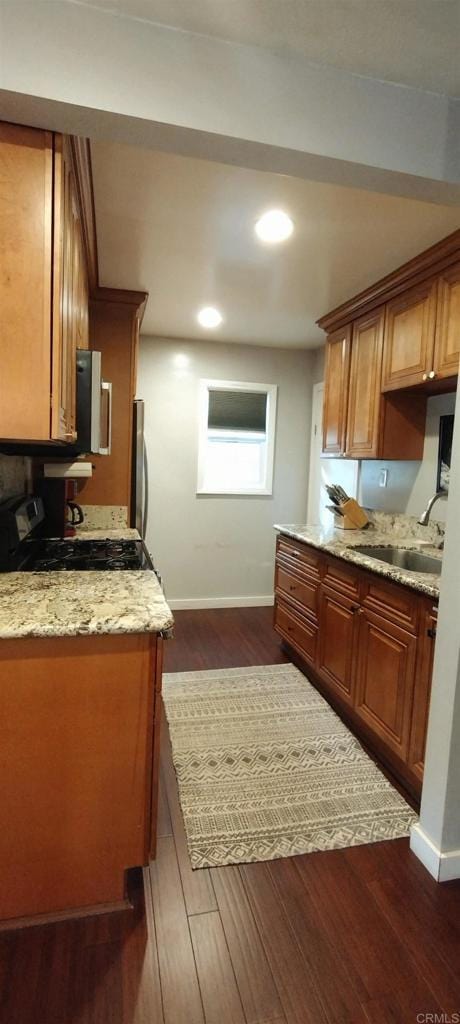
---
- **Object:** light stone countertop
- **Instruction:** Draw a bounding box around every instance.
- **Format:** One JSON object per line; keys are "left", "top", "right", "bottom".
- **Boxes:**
{"left": 0, "top": 528, "right": 174, "bottom": 640}
{"left": 274, "top": 522, "right": 442, "bottom": 600}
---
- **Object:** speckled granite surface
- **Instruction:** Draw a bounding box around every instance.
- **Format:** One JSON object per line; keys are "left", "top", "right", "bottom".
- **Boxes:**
{"left": 78, "top": 505, "right": 128, "bottom": 531}
{"left": 0, "top": 528, "right": 173, "bottom": 640}
{"left": 274, "top": 518, "right": 442, "bottom": 600}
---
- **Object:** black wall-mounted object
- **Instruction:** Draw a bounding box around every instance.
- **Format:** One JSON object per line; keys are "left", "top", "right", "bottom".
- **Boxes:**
{"left": 437, "top": 414, "right": 454, "bottom": 493}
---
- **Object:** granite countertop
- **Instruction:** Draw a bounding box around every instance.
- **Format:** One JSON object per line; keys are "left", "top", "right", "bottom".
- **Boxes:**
{"left": 0, "top": 528, "right": 174, "bottom": 640}
{"left": 274, "top": 521, "right": 442, "bottom": 600}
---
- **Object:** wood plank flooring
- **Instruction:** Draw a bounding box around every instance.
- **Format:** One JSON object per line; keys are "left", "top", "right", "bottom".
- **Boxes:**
{"left": 1, "top": 607, "right": 460, "bottom": 1023}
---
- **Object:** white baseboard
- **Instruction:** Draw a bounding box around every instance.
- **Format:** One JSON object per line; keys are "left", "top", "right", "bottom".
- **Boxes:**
{"left": 410, "top": 823, "right": 460, "bottom": 881}
{"left": 167, "top": 595, "right": 275, "bottom": 611}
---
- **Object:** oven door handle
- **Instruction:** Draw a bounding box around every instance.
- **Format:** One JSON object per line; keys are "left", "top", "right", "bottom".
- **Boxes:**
{"left": 98, "top": 381, "right": 112, "bottom": 456}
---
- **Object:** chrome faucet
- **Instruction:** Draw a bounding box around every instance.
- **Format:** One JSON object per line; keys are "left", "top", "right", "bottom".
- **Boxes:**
{"left": 418, "top": 490, "right": 447, "bottom": 527}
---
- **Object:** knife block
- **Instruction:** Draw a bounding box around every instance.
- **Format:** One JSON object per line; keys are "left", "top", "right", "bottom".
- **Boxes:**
{"left": 332, "top": 499, "right": 369, "bottom": 531}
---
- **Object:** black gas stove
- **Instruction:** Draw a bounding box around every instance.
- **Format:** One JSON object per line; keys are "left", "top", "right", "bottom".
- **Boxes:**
{"left": 21, "top": 537, "right": 153, "bottom": 572}
{"left": 0, "top": 495, "right": 154, "bottom": 573}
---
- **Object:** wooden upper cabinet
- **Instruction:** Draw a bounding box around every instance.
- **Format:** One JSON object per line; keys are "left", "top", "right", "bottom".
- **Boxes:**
{"left": 0, "top": 124, "right": 54, "bottom": 442}
{"left": 434, "top": 263, "right": 460, "bottom": 379}
{"left": 346, "top": 308, "right": 384, "bottom": 458}
{"left": 321, "top": 326, "right": 351, "bottom": 455}
{"left": 0, "top": 122, "right": 89, "bottom": 444}
{"left": 51, "top": 135, "right": 89, "bottom": 442}
{"left": 381, "top": 279, "right": 437, "bottom": 391}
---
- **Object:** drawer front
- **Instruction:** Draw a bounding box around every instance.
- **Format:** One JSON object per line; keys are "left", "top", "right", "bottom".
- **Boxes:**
{"left": 322, "top": 556, "right": 360, "bottom": 601}
{"left": 275, "top": 563, "right": 319, "bottom": 620}
{"left": 361, "top": 575, "right": 419, "bottom": 634}
{"left": 276, "top": 536, "right": 321, "bottom": 578}
{"left": 274, "top": 598, "right": 317, "bottom": 666}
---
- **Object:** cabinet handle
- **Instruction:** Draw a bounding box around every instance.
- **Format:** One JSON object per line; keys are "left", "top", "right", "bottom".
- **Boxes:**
{"left": 427, "top": 627, "right": 437, "bottom": 639}
{"left": 422, "top": 373, "right": 428, "bottom": 381}
{"left": 428, "top": 371, "right": 436, "bottom": 380}
{"left": 289, "top": 584, "right": 297, "bottom": 591}
{"left": 65, "top": 430, "right": 77, "bottom": 442}
{"left": 351, "top": 606, "right": 359, "bottom": 613}
{"left": 291, "top": 550, "right": 301, "bottom": 557}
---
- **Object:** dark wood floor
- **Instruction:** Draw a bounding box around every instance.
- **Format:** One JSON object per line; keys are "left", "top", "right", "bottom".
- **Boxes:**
{"left": 2, "top": 607, "right": 460, "bottom": 1023}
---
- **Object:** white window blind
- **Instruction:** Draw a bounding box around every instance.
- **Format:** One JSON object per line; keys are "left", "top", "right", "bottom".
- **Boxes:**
{"left": 197, "top": 380, "right": 277, "bottom": 496}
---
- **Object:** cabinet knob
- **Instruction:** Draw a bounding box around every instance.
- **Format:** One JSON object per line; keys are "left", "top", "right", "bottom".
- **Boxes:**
{"left": 65, "top": 430, "right": 77, "bottom": 442}
{"left": 422, "top": 373, "right": 428, "bottom": 381}
{"left": 427, "top": 627, "right": 437, "bottom": 639}
{"left": 428, "top": 371, "right": 436, "bottom": 380}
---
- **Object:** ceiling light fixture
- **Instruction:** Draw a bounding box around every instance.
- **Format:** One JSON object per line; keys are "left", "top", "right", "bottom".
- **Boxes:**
{"left": 197, "top": 306, "right": 223, "bottom": 329}
{"left": 255, "top": 209, "right": 294, "bottom": 244}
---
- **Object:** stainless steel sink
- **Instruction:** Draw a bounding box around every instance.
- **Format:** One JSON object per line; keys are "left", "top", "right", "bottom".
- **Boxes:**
{"left": 352, "top": 546, "right": 442, "bottom": 574}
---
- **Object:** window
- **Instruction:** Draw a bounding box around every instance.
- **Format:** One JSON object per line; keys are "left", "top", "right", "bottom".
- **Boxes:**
{"left": 197, "top": 379, "right": 277, "bottom": 495}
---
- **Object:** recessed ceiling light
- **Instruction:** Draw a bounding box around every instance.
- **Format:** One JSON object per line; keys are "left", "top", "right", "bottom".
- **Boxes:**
{"left": 197, "top": 306, "right": 223, "bottom": 329}
{"left": 255, "top": 209, "right": 294, "bottom": 244}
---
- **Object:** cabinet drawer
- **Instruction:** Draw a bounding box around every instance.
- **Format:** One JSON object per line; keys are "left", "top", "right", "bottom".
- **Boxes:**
{"left": 322, "top": 556, "right": 360, "bottom": 601}
{"left": 361, "top": 575, "right": 419, "bottom": 634}
{"left": 274, "top": 599, "right": 317, "bottom": 666}
{"left": 275, "top": 564, "right": 319, "bottom": 620}
{"left": 276, "top": 536, "right": 320, "bottom": 578}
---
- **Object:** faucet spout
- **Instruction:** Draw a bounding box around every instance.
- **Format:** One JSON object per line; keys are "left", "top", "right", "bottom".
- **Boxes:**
{"left": 418, "top": 490, "right": 447, "bottom": 526}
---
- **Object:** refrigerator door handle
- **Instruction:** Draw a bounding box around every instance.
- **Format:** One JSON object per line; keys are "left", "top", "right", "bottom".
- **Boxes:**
{"left": 142, "top": 436, "right": 149, "bottom": 540}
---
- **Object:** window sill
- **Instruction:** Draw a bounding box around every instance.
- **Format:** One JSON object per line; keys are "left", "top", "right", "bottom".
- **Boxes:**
{"left": 196, "top": 487, "right": 273, "bottom": 497}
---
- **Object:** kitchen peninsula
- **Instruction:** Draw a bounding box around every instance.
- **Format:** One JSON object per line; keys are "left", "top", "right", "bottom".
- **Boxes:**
{"left": 0, "top": 526, "right": 173, "bottom": 927}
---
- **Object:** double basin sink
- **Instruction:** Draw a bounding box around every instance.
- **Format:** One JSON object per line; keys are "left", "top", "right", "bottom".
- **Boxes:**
{"left": 352, "top": 545, "right": 442, "bottom": 575}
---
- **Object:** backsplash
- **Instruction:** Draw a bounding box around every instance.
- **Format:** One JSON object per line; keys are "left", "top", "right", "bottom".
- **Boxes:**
{"left": 77, "top": 505, "right": 129, "bottom": 532}
{"left": 0, "top": 455, "right": 30, "bottom": 501}
{"left": 360, "top": 392, "right": 455, "bottom": 522}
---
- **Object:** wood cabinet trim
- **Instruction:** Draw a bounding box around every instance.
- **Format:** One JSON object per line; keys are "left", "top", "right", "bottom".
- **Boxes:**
{"left": 317, "top": 229, "right": 460, "bottom": 333}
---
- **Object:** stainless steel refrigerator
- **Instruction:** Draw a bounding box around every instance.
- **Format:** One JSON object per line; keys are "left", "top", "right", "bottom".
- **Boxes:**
{"left": 131, "top": 399, "right": 149, "bottom": 539}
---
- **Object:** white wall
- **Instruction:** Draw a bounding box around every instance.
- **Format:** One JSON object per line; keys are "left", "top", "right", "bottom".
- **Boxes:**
{"left": 411, "top": 380, "right": 460, "bottom": 880}
{"left": 138, "top": 338, "right": 313, "bottom": 607}
{"left": 360, "top": 393, "right": 456, "bottom": 521}
{"left": 0, "top": 1, "right": 459, "bottom": 204}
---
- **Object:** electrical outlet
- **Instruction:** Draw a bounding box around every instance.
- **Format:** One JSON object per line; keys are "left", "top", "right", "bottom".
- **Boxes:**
{"left": 379, "top": 469, "right": 389, "bottom": 488}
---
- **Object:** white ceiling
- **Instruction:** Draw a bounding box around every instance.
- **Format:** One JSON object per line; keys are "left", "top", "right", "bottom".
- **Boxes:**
{"left": 73, "top": 0, "right": 460, "bottom": 97}
{"left": 91, "top": 140, "right": 459, "bottom": 348}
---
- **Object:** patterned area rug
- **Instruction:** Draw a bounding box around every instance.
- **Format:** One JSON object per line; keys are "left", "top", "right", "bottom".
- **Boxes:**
{"left": 162, "top": 663, "right": 417, "bottom": 869}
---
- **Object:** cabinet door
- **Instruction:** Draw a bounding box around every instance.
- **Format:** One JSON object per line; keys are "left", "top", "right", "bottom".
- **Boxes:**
{"left": 355, "top": 609, "right": 416, "bottom": 760}
{"left": 322, "top": 326, "right": 351, "bottom": 455}
{"left": 0, "top": 123, "right": 53, "bottom": 441}
{"left": 317, "top": 587, "right": 359, "bottom": 706}
{"left": 434, "top": 264, "right": 460, "bottom": 380}
{"left": 382, "top": 279, "right": 437, "bottom": 391}
{"left": 408, "top": 606, "right": 437, "bottom": 783}
{"left": 346, "top": 308, "right": 384, "bottom": 458}
{"left": 51, "top": 136, "right": 89, "bottom": 442}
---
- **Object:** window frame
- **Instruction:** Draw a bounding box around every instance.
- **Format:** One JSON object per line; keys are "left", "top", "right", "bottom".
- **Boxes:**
{"left": 197, "top": 378, "right": 278, "bottom": 496}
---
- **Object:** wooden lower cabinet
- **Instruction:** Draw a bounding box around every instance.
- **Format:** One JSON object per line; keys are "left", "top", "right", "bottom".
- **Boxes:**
{"left": 274, "top": 534, "right": 437, "bottom": 797}
{"left": 0, "top": 632, "right": 163, "bottom": 925}
{"left": 317, "top": 588, "right": 359, "bottom": 706}
{"left": 408, "top": 603, "right": 437, "bottom": 782}
{"left": 354, "top": 609, "right": 416, "bottom": 760}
